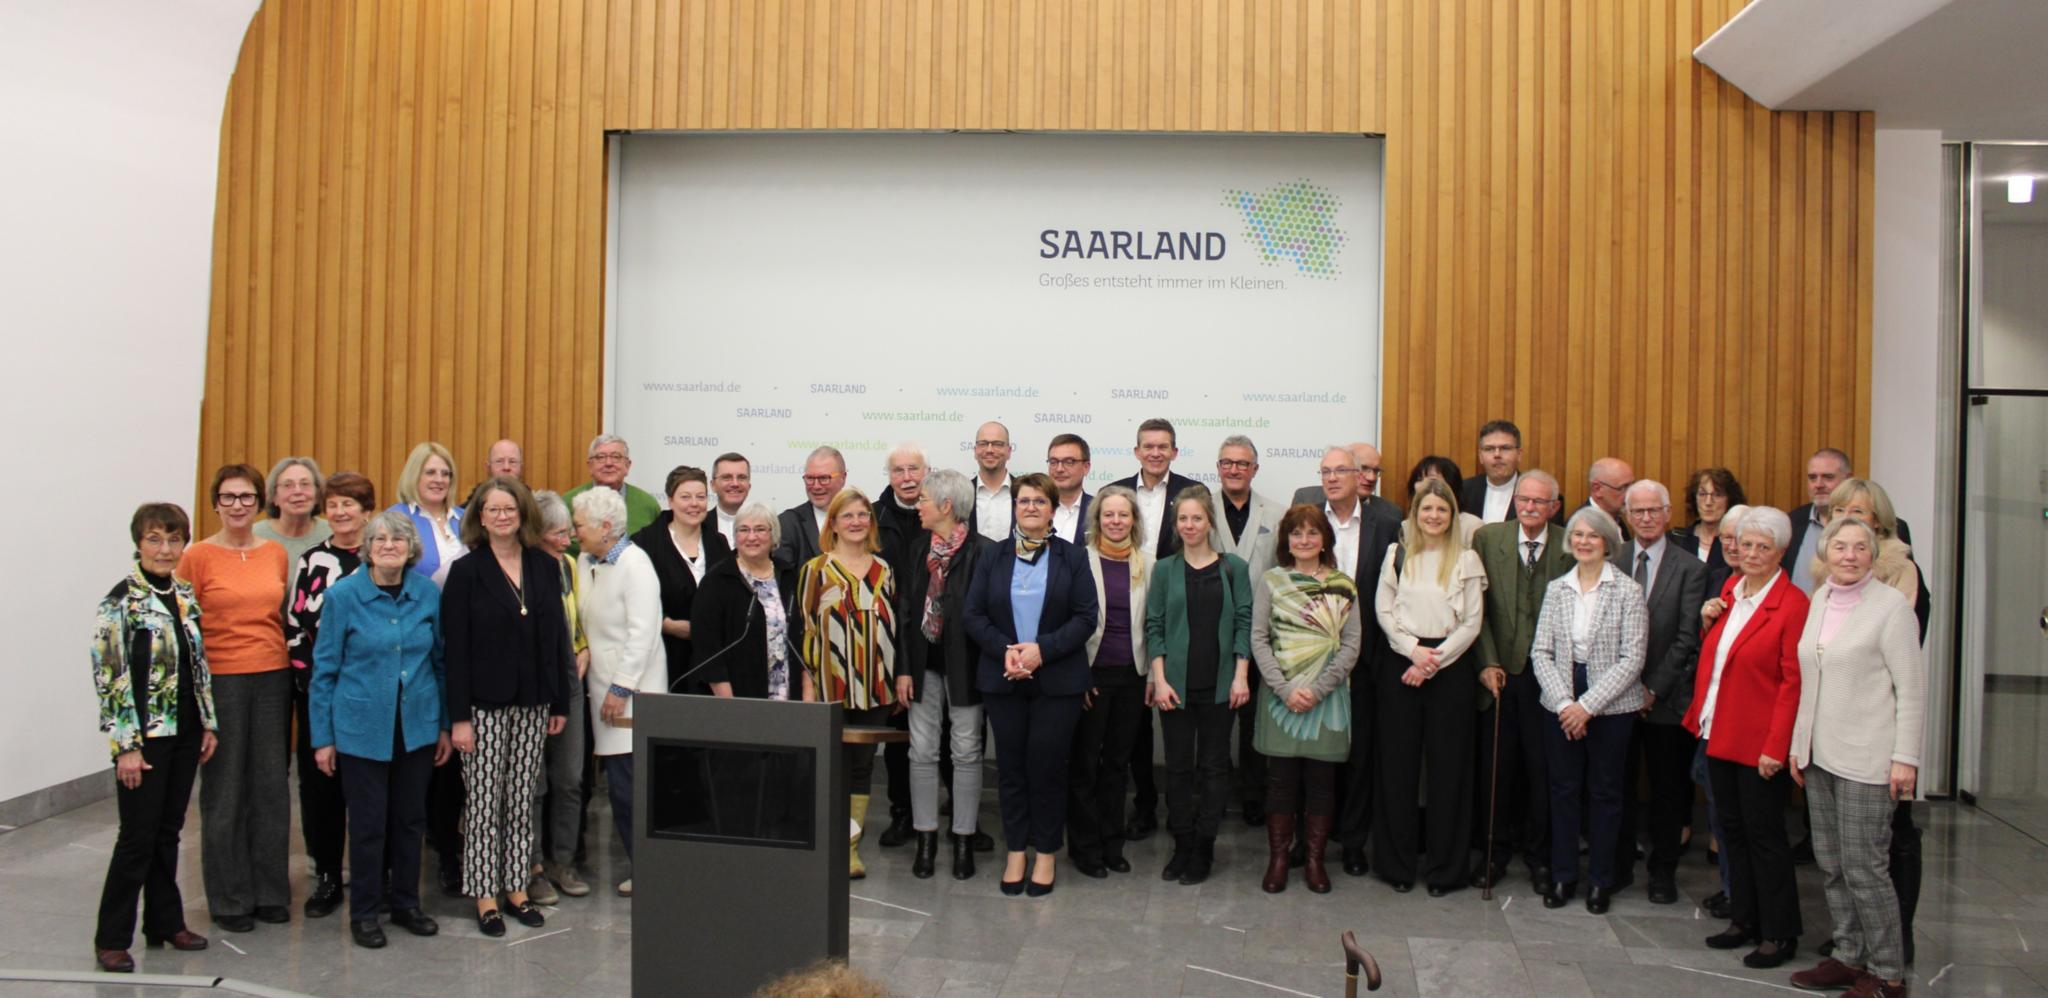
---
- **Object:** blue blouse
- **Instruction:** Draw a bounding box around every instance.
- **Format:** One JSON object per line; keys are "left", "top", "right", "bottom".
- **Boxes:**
{"left": 1009, "top": 554, "right": 1050, "bottom": 645}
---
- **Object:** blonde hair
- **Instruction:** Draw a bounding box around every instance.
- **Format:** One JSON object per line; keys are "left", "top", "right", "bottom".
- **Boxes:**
{"left": 1402, "top": 477, "right": 1467, "bottom": 587}
{"left": 1824, "top": 477, "right": 1899, "bottom": 540}
{"left": 395, "top": 441, "right": 457, "bottom": 508}
{"left": 752, "top": 960, "right": 888, "bottom": 998}
{"left": 1088, "top": 485, "right": 1147, "bottom": 586}
{"left": 819, "top": 488, "right": 879, "bottom": 554}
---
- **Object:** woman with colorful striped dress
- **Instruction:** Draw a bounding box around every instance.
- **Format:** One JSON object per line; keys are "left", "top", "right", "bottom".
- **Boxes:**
{"left": 795, "top": 488, "right": 900, "bottom": 879}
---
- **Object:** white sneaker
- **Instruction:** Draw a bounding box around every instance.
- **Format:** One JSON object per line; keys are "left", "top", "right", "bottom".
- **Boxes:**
{"left": 616, "top": 878, "right": 633, "bottom": 897}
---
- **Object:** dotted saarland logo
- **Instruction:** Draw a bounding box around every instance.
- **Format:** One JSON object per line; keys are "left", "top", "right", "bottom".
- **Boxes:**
{"left": 1223, "top": 180, "right": 1348, "bottom": 278}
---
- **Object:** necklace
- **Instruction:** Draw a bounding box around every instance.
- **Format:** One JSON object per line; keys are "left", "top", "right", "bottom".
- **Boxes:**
{"left": 144, "top": 575, "right": 175, "bottom": 596}
{"left": 500, "top": 558, "right": 527, "bottom": 616}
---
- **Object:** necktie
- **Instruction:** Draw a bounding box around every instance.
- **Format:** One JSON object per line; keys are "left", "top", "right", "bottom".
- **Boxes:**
{"left": 1635, "top": 551, "right": 1651, "bottom": 587}
{"left": 1524, "top": 540, "right": 1539, "bottom": 575}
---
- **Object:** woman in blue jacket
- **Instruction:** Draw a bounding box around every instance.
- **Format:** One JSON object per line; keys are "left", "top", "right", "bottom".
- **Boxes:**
{"left": 310, "top": 510, "right": 451, "bottom": 949}
{"left": 964, "top": 473, "right": 1099, "bottom": 898}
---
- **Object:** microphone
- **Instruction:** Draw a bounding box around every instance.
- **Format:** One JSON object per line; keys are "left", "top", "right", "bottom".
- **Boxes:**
{"left": 669, "top": 580, "right": 801, "bottom": 690}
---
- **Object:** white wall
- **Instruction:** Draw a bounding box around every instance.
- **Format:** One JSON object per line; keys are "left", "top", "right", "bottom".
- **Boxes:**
{"left": 1869, "top": 128, "right": 1952, "bottom": 791}
{"left": 0, "top": 2, "right": 257, "bottom": 807}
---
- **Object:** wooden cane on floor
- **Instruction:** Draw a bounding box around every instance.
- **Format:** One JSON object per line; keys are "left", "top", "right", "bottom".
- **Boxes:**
{"left": 1341, "top": 930, "right": 1382, "bottom": 995}
{"left": 1480, "top": 689, "right": 1502, "bottom": 900}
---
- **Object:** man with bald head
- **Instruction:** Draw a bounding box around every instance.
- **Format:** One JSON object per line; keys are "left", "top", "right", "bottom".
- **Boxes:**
{"left": 1291, "top": 441, "right": 1401, "bottom": 524}
{"left": 487, "top": 439, "right": 524, "bottom": 480}
{"left": 1581, "top": 457, "right": 1636, "bottom": 541}
{"left": 968, "top": 421, "right": 1015, "bottom": 542}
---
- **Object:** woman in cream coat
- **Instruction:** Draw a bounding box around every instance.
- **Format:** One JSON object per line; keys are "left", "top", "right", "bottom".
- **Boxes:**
{"left": 572, "top": 486, "right": 667, "bottom": 897}
{"left": 1066, "top": 486, "right": 1152, "bottom": 878}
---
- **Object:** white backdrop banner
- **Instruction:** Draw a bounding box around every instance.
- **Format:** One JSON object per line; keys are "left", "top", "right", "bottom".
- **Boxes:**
{"left": 609, "top": 133, "right": 1383, "bottom": 511}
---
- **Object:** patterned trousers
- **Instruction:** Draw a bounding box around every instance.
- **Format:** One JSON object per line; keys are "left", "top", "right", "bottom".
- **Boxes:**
{"left": 1806, "top": 765, "right": 1904, "bottom": 981}
{"left": 461, "top": 705, "right": 549, "bottom": 898}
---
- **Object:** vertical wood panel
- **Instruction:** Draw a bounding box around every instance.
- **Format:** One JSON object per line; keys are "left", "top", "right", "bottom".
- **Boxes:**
{"left": 198, "top": 0, "right": 1872, "bottom": 527}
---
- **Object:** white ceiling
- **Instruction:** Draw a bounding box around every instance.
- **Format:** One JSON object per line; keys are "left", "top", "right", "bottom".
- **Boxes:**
{"left": 1696, "top": 0, "right": 2048, "bottom": 141}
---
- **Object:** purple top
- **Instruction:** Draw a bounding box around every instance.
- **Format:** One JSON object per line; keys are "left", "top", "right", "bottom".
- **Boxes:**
{"left": 1095, "top": 558, "right": 1134, "bottom": 669}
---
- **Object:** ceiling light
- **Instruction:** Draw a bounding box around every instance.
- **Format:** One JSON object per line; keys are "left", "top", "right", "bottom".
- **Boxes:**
{"left": 2011, "top": 176, "right": 2035, "bottom": 204}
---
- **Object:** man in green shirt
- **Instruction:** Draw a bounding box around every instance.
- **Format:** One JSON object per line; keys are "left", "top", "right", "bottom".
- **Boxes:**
{"left": 563, "top": 433, "right": 662, "bottom": 554}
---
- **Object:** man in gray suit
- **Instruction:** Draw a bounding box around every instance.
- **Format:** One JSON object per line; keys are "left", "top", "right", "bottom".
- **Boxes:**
{"left": 1291, "top": 441, "right": 1402, "bottom": 523}
{"left": 1612, "top": 480, "right": 1705, "bottom": 904}
{"left": 1210, "top": 435, "right": 1286, "bottom": 824}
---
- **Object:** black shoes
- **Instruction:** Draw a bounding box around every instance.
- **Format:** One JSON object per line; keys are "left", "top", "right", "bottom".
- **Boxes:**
{"left": 911, "top": 831, "right": 939, "bottom": 879}
{"left": 305, "top": 873, "right": 344, "bottom": 919}
{"left": 1072, "top": 857, "right": 1109, "bottom": 879}
{"left": 438, "top": 867, "right": 464, "bottom": 898}
{"left": 509, "top": 900, "right": 546, "bottom": 928}
{"left": 1388, "top": 880, "right": 1414, "bottom": 894}
{"left": 1162, "top": 836, "right": 1194, "bottom": 881}
{"left": 1705, "top": 923, "right": 1758, "bottom": 950}
{"left": 388, "top": 908, "right": 438, "bottom": 937}
{"left": 144, "top": 930, "right": 208, "bottom": 951}
{"left": 252, "top": 906, "right": 289, "bottom": 924}
{"left": 212, "top": 913, "right": 255, "bottom": 934}
{"left": 1743, "top": 938, "right": 1797, "bottom": 969}
{"left": 1585, "top": 885, "right": 1614, "bottom": 914}
{"left": 477, "top": 908, "right": 506, "bottom": 937}
{"left": 879, "top": 811, "right": 915, "bottom": 848}
{"left": 970, "top": 830, "right": 995, "bottom": 853}
{"left": 1528, "top": 864, "right": 1553, "bottom": 894}
{"left": 1647, "top": 879, "right": 1678, "bottom": 905}
{"left": 1178, "top": 839, "right": 1215, "bottom": 885}
{"left": 1791, "top": 837, "right": 1816, "bottom": 866}
{"left": 1104, "top": 854, "right": 1131, "bottom": 873}
{"left": 1342, "top": 845, "right": 1369, "bottom": 877}
{"left": 1427, "top": 882, "right": 1461, "bottom": 898}
{"left": 1241, "top": 800, "right": 1266, "bottom": 826}
{"left": 949, "top": 833, "right": 977, "bottom": 880}
{"left": 351, "top": 920, "right": 387, "bottom": 949}
{"left": 1702, "top": 891, "right": 1733, "bottom": 919}
{"left": 1470, "top": 861, "right": 1507, "bottom": 890}
{"left": 1126, "top": 810, "right": 1159, "bottom": 842}
{"left": 1542, "top": 881, "right": 1576, "bottom": 909}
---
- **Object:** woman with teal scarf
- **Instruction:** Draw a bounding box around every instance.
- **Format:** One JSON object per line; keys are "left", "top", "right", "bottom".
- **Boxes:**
{"left": 1249, "top": 504, "right": 1363, "bottom": 894}
{"left": 1145, "top": 485, "right": 1252, "bottom": 887}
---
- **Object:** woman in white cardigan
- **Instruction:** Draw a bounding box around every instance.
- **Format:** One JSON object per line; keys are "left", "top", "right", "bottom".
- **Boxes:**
{"left": 572, "top": 487, "right": 668, "bottom": 897}
{"left": 1065, "top": 486, "right": 1152, "bottom": 879}
{"left": 1785, "top": 517, "right": 1924, "bottom": 998}
{"left": 1529, "top": 505, "right": 1647, "bottom": 914}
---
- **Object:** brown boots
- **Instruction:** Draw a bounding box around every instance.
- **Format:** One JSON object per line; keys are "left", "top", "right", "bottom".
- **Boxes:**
{"left": 1263, "top": 813, "right": 1295, "bottom": 893}
{"left": 1302, "top": 814, "right": 1333, "bottom": 893}
{"left": 1262, "top": 812, "right": 1334, "bottom": 893}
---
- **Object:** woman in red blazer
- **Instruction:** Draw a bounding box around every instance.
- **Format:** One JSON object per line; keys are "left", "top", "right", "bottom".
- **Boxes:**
{"left": 1682, "top": 506, "right": 1807, "bottom": 970}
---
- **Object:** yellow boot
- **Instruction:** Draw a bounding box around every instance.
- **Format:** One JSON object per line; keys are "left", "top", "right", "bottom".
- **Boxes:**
{"left": 849, "top": 794, "right": 869, "bottom": 880}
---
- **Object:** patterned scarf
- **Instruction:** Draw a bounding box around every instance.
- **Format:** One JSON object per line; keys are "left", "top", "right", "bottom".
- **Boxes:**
{"left": 921, "top": 523, "right": 968, "bottom": 642}
{"left": 1263, "top": 569, "right": 1358, "bottom": 740}
{"left": 1013, "top": 528, "right": 1049, "bottom": 562}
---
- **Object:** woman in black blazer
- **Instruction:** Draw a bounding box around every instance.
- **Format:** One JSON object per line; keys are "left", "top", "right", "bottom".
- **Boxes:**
{"left": 442, "top": 476, "right": 572, "bottom": 937}
{"left": 963, "top": 473, "right": 1099, "bottom": 897}
{"left": 690, "top": 504, "right": 801, "bottom": 699}
{"left": 631, "top": 466, "right": 732, "bottom": 693}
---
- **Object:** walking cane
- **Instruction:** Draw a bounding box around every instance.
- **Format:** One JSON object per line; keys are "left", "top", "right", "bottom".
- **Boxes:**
{"left": 1480, "top": 688, "right": 1502, "bottom": 900}
{"left": 1341, "top": 930, "right": 1382, "bottom": 994}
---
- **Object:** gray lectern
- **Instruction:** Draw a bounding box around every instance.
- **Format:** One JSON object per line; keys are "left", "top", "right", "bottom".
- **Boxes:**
{"left": 632, "top": 694, "right": 847, "bottom": 997}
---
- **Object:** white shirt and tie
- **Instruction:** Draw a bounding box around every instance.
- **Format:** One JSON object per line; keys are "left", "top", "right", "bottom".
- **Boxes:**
{"left": 1632, "top": 535, "right": 1667, "bottom": 591}
{"left": 1518, "top": 525, "right": 1548, "bottom": 571}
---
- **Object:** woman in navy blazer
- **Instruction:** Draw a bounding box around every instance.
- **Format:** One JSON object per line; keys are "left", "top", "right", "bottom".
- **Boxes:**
{"left": 964, "top": 474, "right": 1099, "bottom": 897}
{"left": 308, "top": 511, "right": 450, "bottom": 947}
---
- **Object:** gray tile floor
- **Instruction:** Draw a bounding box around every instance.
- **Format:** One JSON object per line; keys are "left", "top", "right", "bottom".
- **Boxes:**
{"left": 3, "top": 785, "right": 2046, "bottom": 997}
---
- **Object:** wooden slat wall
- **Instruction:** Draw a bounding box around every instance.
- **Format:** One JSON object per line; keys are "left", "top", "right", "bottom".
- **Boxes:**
{"left": 199, "top": 0, "right": 1870, "bottom": 524}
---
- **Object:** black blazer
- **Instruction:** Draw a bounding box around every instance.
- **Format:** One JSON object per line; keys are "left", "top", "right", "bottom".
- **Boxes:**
{"left": 963, "top": 537, "right": 1099, "bottom": 697}
{"left": 1460, "top": 474, "right": 1567, "bottom": 524}
{"left": 896, "top": 531, "right": 994, "bottom": 706}
{"left": 1346, "top": 507, "right": 1401, "bottom": 675}
{"left": 630, "top": 512, "right": 732, "bottom": 693}
{"left": 773, "top": 501, "right": 824, "bottom": 571}
{"left": 1614, "top": 538, "right": 1707, "bottom": 725}
{"left": 874, "top": 486, "right": 923, "bottom": 580}
{"left": 1053, "top": 491, "right": 1093, "bottom": 545}
{"left": 1289, "top": 485, "right": 1403, "bottom": 525}
{"left": 1671, "top": 528, "right": 1735, "bottom": 598}
{"left": 1112, "top": 470, "right": 1203, "bottom": 557}
{"left": 442, "top": 546, "right": 572, "bottom": 722}
{"left": 689, "top": 556, "right": 802, "bottom": 699}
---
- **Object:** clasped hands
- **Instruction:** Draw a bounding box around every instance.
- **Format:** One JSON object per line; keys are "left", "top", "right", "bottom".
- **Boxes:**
{"left": 1401, "top": 645, "right": 1444, "bottom": 687}
{"left": 1001, "top": 642, "right": 1043, "bottom": 681}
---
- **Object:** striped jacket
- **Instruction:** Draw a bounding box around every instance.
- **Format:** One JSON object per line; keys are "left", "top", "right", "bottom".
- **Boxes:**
{"left": 1529, "top": 565, "right": 1649, "bottom": 717}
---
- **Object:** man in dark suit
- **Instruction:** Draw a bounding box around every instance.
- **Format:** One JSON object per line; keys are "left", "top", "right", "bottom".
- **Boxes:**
{"left": 1468, "top": 470, "right": 1573, "bottom": 891}
{"left": 773, "top": 445, "right": 845, "bottom": 570}
{"left": 1290, "top": 441, "right": 1403, "bottom": 524}
{"left": 1315, "top": 445, "right": 1401, "bottom": 876}
{"left": 1045, "top": 433, "right": 1094, "bottom": 545}
{"left": 871, "top": 443, "right": 930, "bottom": 848}
{"left": 1611, "top": 480, "right": 1706, "bottom": 904}
{"left": 1784, "top": 448, "right": 1914, "bottom": 593}
{"left": 1110, "top": 418, "right": 1201, "bottom": 840}
{"left": 1459, "top": 419, "right": 1567, "bottom": 525}
{"left": 1581, "top": 457, "right": 1637, "bottom": 543}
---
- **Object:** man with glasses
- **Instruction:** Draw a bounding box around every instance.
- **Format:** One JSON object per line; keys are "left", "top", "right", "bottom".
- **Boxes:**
{"left": 1317, "top": 445, "right": 1402, "bottom": 876}
{"left": 968, "top": 421, "right": 1015, "bottom": 543}
{"left": 1469, "top": 470, "right": 1573, "bottom": 892}
{"left": 1581, "top": 457, "right": 1637, "bottom": 542}
{"left": 1045, "top": 434, "right": 1094, "bottom": 543}
{"left": 774, "top": 446, "right": 846, "bottom": 569}
{"left": 563, "top": 435, "right": 661, "bottom": 554}
{"left": 1784, "top": 448, "right": 1916, "bottom": 594}
{"left": 1292, "top": 442, "right": 1402, "bottom": 524}
{"left": 1612, "top": 480, "right": 1706, "bottom": 905}
{"left": 710, "top": 453, "right": 752, "bottom": 547}
{"left": 1209, "top": 435, "right": 1285, "bottom": 826}
{"left": 1458, "top": 420, "right": 1567, "bottom": 525}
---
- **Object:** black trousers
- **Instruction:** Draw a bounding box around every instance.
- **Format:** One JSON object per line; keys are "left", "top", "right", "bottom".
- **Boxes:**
{"left": 842, "top": 706, "right": 891, "bottom": 796}
{"left": 1267, "top": 756, "right": 1337, "bottom": 817}
{"left": 1475, "top": 665, "right": 1550, "bottom": 873}
{"left": 1640, "top": 722, "right": 1698, "bottom": 882}
{"left": 427, "top": 757, "right": 466, "bottom": 879}
{"left": 338, "top": 743, "right": 434, "bottom": 922}
{"left": 292, "top": 678, "right": 348, "bottom": 879}
{"left": 1541, "top": 670, "right": 1633, "bottom": 889}
{"left": 95, "top": 732, "right": 203, "bottom": 950}
{"left": 1067, "top": 672, "right": 1145, "bottom": 865}
{"left": 1891, "top": 799, "right": 1922, "bottom": 946}
{"left": 984, "top": 684, "right": 1083, "bottom": 852}
{"left": 1129, "top": 707, "right": 1158, "bottom": 814}
{"left": 1338, "top": 652, "right": 1378, "bottom": 850}
{"left": 1707, "top": 756, "right": 1802, "bottom": 939}
{"left": 1161, "top": 697, "right": 1235, "bottom": 840}
{"left": 1374, "top": 650, "right": 1474, "bottom": 888}
{"left": 1234, "top": 699, "right": 1266, "bottom": 806}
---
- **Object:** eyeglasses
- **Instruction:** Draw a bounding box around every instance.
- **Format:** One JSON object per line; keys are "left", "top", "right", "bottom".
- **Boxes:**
{"left": 1513, "top": 496, "right": 1558, "bottom": 507}
{"left": 1595, "top": 479, "right": 1635, "bottom": 493}
{"left": 1357, "top": 465, "right": 1383, "bottom": 476}
{"left": 1625, "top": 506, "right": 1669, "bottom": 520}
{"left": 483, "top": 505, "right": 521, "bottom": 518}
{"left": 1217, "top": 459, "right": 1256, "bottom": 471}
{"left": 1479, "top": 444, "right": 1518, "bottom": 456}
{"left": 591, "top": 451, "right": 628, "bottom": 463}
{"left": 1046, "top": 457, "right": 1087, "bottom": 469}
{"left": 420, "top": 468, "right": 453, "bottom": 479}
{"left": 974, "top": 440, "right": 1011, "bottom": 450}
{"left": 888, "top": 465, "right": 924, "bottom": 476}
{"left": 714, "top": 473, "right": 750, "bottom": 484}
{"left": 1318, "top": 467, "right": 1360, "bottom": 479}
{"left": 802, "top": 474, "right": 838, "bottom": 486}
{"left": 1695, "top": 489, "right": 1726, "bottom": 499}
{"left": 217, "top": 493, "right": 259, "bottom": 507}
{"left": 734, "top": 524, "right": 773, "bottom": 536}
{"left": 1014, "top": 497, "right": 1051, "bottom": 508}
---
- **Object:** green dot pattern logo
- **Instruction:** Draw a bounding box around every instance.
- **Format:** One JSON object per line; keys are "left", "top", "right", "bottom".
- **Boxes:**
{"left": 1222, "top": 179, "right": 1347, "bottom": 279}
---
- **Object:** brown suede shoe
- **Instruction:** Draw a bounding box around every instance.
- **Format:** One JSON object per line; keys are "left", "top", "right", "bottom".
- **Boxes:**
{"left": 1789, "top": 957, "right": 1862, "bottom": 991}
{"left": 1842, "top": 974, "right": 1908, "bottom": 998}
{"left": 95, "top": 949, "right": 134, "bottom": 973}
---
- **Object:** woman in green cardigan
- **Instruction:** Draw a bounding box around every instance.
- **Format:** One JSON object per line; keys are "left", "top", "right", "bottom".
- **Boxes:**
{"left": 1145, "top": 485, "right": 1252, "bottom": 886}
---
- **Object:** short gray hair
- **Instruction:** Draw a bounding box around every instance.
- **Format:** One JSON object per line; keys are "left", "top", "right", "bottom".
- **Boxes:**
{"left": 1519, "top": 469, "right": 1560, "bottom": 500}
{"left": 1820, "top": 515, "right": 1880, "bottom": 555}
{"left": 922, "top": 469, "right": 973, "bottom": 523}
{"left": 1624, "top": 479, "right": 1671, "bottom": 510}
{"left": 265, "top": 456, "right": 326, "bottom": 518}
{"left": 586, "top": 434, "right": 630, "bottom": 459}
{"left": 884, "top": 442, "right": 927, "bottom": 472}
{"left": 734, "top": 501, "right": 780, "bottom": 546}
{"left": 806, "top": 445, "right": 846, "bottom": 473}
{"left": 533, "top": 489, "right": 571, "bottom": 533}
{"left": 363, "top": 509, "right": 423, "bottom": 569}
{"left": 1737, "top": 505, "right": 1793, "bottom": 550}
{"left": 572, "top": 486, "right": 629, "bottom": 545}
{"left": 1218, "top": 435, "right": 1257, "bottom": 455}
{"left": 1565, "top": 505, "right": 1623, "bottom": 558}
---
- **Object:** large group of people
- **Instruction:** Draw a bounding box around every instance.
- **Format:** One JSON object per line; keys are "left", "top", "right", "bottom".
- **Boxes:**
{"left": 89, "top": 424, "right": 1927, "bottom": 997}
